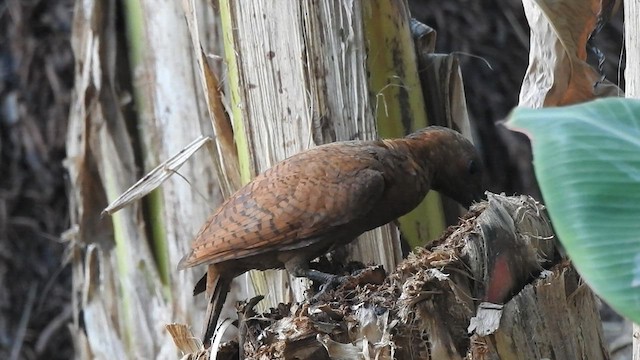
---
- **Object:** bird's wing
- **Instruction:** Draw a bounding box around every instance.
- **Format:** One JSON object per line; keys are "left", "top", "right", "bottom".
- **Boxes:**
{"left": 178, "top": 145, "right": 387, "bottom": 268}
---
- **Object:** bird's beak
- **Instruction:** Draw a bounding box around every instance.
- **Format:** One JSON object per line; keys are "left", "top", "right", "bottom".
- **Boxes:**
{"left": 462, "top": 191, "right": 486, "bottom": 209}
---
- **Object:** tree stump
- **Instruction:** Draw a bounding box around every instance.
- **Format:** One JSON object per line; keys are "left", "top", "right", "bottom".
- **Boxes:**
{"left": 203, "top": 193, "right": 608, "bottom": 359}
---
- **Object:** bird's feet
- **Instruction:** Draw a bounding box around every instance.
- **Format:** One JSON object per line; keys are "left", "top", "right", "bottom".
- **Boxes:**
{"left": 310, "top": 265, "right": 387, "bottom": 302}
{"left": 312, "top": 274, "right": 347, "bottom": 301}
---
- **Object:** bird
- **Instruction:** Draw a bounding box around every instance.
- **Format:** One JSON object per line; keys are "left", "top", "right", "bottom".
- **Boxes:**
{"left": 178, "top": 126, "right": 484, "bottom": 345}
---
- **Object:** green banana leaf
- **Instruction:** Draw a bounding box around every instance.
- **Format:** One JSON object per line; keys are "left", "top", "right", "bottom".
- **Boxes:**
{"left": 506, "top": 97, "right": 640, "bottom": 324}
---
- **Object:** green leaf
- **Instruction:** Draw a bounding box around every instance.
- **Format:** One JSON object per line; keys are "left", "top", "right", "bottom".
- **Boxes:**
{"left": 506, "top": 97, "right": 640, "bottom": 323}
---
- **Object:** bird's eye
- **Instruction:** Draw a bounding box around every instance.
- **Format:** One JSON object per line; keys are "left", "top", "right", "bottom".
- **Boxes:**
{"left": 467, "top": 159, "right": 479, "bottom": 175}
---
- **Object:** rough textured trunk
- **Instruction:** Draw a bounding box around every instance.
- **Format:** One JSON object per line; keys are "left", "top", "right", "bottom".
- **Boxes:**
{"left": 66, "top": 0, "right": 222, "bottom": 358}
{"left": 216, "top": 0, "right": 440, "bottom": 313}
{"left": 68, "top": 0, "right": 455, "bottom": 358}
{"left": 227, "top": 193, "right": 607, "bottom": 360}
{"left": 469, "top": 266, "right": 608, "bottom": 359}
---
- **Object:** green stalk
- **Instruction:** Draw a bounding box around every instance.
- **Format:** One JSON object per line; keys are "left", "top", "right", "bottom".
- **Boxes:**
{"left": 121, "top": 0, "right": 170, "bottom": 295}
{"left": 102, "top": 161, "right": 133, "bottom": 349}
{"left": 219, "top": 0, "right": 253, "bottom": 184}
{"left": 147, "top": 191, "right": 169, "bottom": 287}
{"left": 362, "top": 0, "right": 446, "bottom": 247}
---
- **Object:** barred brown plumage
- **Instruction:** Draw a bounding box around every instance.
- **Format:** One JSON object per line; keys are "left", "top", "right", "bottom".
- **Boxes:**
{"left": 178, "top": 126, "right": 484, "bottom": 346}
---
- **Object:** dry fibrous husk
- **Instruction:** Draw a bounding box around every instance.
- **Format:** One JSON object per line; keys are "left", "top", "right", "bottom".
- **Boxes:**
{"left": 187, "top": 193, "right": 599, "bottom": 360}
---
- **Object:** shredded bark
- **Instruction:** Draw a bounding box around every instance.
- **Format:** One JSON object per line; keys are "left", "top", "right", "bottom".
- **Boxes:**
{"left": 225, "top": 194, "right": 562, "bottom": 359}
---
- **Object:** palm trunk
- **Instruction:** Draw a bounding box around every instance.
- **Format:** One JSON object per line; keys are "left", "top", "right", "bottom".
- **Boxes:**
{"left": 68, "top": 0, "right": 464, "bottom": 358}
{"left": 217, "top": 0, "right": 449, "bottom": 311}
{"left": 67, "top": 0, "right": 222, "bottom": 358}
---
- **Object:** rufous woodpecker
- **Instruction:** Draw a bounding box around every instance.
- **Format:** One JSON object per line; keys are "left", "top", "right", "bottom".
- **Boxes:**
{"left": 178, "top": 126, "right": 484, "bottom": 345}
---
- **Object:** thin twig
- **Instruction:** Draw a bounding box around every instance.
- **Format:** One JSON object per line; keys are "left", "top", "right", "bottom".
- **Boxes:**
{"left": 35, "top": 304, "right": 72, "bottom": 354}
{"left": 10, "top": 283, "right": 37, "bottom": 360}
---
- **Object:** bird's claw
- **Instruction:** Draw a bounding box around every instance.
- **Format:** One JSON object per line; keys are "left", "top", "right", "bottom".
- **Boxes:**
{"left": 320, "top": 275, "right": 345, "bottom": 292}
{"left": 312, "top": 275, "right": 346, "bottom": 301}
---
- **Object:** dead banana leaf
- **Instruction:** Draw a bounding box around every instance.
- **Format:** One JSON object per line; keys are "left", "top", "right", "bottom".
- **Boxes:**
{"left": 411, "top": 19, "right": 473, "bottom": 230}
{"left": 411, "top": 20, "right": 471, "bottom": 140}
{"left": 166, "top": 324, "right": 202, "bottom": 354}
{"left": 102, "top": 136, "right": 211, "bottom": 215}
{"left": 519, "top": 0, "right": 622, "bottom": 107}
{"left": 181, "top": 0, "right": 241, "bottom": 198}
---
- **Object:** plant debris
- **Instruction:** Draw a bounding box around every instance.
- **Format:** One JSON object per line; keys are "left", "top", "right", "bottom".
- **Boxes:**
{"left": 203, "top": 193, "right": 562, "bottom": 359}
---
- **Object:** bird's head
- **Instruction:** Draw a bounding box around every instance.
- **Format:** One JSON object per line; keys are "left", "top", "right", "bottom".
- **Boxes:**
{"left": 408, "top": 127, "right": 485, "bottom": 208}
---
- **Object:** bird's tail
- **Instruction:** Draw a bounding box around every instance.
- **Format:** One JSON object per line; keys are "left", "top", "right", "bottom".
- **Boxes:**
{"left": 202, "top": 265, "right": 232, "bottom": 347}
